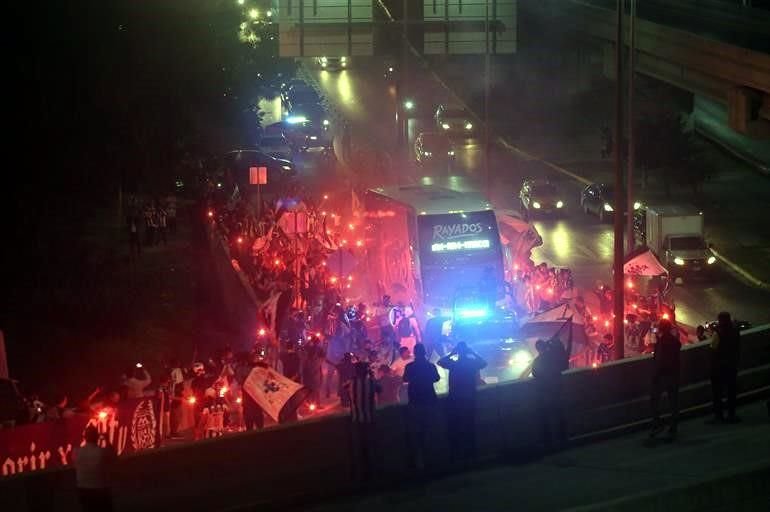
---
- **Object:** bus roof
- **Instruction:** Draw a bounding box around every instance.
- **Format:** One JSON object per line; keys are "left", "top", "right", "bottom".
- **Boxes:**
{"left": 368, "top": 185, "right": 492, "bottom": 215}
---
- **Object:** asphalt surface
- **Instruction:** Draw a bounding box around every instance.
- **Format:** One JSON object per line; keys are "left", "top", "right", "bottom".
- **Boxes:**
{"left": 297, "top": 400, "right": 770, "bottom": 512}
{"left": 298, "top": 58, "right": 770, "bottom": 329}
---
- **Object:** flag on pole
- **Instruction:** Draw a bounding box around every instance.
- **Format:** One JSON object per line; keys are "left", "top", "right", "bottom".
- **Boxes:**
{"left": 242, "top": 366, "right": 310, "bottom": 422}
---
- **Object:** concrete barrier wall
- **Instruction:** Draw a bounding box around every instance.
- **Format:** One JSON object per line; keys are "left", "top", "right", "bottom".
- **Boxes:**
{"left": 3, "top": 327, "right": 768, "bottom": 512}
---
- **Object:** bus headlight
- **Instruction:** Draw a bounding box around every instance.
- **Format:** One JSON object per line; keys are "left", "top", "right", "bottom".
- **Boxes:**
{"left": 674, "top": 257, "right": 685, "bottom": 266}
{"left": 707, "top": 256, "right": 717, "bottom": 265}
{"left": 603, "top": 203, "right": 614, "bottom": 212}
{"left": 532, "top": 201, "right": 541, "bottom": 209}
{"left": 510, "top": 350, "right": 533, "bottom": 367}
{"left": 465, "top": 122, "right": 473, "bottom": 130}
{"left": 442, "top": 123, "right": 450, "bottom": 130}
{"left": 556, "top": 201, "right": 564, "bottom": 208}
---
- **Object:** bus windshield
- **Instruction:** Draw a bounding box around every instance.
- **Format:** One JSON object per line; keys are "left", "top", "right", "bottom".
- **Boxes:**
{"left": 417, "top": 210, "right": 503, "bottom": 307}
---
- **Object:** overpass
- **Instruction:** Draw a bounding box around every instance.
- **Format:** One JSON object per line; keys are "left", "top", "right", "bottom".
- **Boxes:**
{"left": 524, "top": 0, "right": 770, "bottom": 166}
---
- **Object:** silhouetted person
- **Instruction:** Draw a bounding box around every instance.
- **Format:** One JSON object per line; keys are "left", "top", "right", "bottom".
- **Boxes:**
{"left": 403, "top": 343, "right": 440, "bottom": 470}
{"left": 709, "top": 312, "right": 741, "bottom": 423}
{"left": 75, "top": 426, "right": 115, "bottom": 512}
{"left": 438, "top": 342, "right": 487, "bottom": 465}
{"left": 649, "top": 318, "right": 681, "bottom": 440}
{"left": 346, "top": 362, "right": 381, "bottom": 481}
{"left": 532, "top": 332, "right": 571, "bottom": 452}
{"left": 424, "top": 308, "right": 449, "bottom": 359}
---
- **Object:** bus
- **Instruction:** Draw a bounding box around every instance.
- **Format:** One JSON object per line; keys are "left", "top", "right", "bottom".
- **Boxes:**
{"left": 364, "top": 185, "right": 506, "bottom": 320}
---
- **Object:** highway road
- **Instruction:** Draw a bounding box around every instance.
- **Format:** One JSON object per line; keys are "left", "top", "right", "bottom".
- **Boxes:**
{"left": 299, "top": 57, "right": 770, "bottom": 329}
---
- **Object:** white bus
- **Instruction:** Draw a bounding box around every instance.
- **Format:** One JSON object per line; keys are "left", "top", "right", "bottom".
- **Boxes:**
{"left": 364, "top": 185, "right": 506, "bottom": 318}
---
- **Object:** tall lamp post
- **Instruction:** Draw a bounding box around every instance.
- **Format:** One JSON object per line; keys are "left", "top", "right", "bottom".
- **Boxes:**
{"left": 613, "top": 0, "right": 625, "bottom": 360}
{"left": 626, "top": 0, "right": 636, "bottom": 255}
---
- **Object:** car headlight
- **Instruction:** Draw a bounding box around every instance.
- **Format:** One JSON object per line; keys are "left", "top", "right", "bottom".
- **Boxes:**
{"left": 633, "top": 201, "right": 642, "bottom": 210}
{"left": 532, "top": 201, "right": 541, "bottom": 209}
{"left": 321, "top": 57, "right": 327, "bottom": 63}
{"left": 674, "top": 257, "right": 685, "bottom": 266}
{"left": 341, "top": 61, "right": 347, "bottom": 67}
{"left": 341, "top": 57, "right": 347, "bottom": 62}
{"left": 424, "top": 151, "right": 432, "bottom": 157}
{"left": 465, "top": 122, "right": 473, "bottom": 130}
{"left": 281, "top": 165, "right": 292, "bottom": 171}
{"left": 603, "top": 203, "right": 614, "bottom": 212}
{"left": 447, "top": 150, "right": 455, "bottom": 156}
{"left": 707, "top": 256, "right": 716, "bottom": 265}
{"left": 323, "top": 119, "right": 330, "bottom": 126}
{"left": 442, "top": 123, "right": 450, "bottom": 130}
{"left": 321, "top": 62, "right": 327, "bottom": 68}
{"left": 510, "top": 350, "right": 533, "bottom": 367}
{"left": 556, "top": 200, "right": 564, "bottom": 208}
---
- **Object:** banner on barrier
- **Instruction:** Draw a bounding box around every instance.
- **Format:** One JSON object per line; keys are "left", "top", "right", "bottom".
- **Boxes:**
{"left": 0, "top": 398, "right": 160, "bottom": 478}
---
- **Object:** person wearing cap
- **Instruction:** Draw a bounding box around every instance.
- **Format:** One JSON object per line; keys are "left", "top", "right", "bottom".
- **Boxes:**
{"left": 74, "top": 425, "right": 115, "bottom": 511}
{"left": 649, "top": 318, "right": 681, "bottom": 440}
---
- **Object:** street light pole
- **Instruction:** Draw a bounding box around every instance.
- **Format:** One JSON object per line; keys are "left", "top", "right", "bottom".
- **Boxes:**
{"left": 484, "top": 0, "right": 491, "bottom": 199}
{"left": 613, "top": 0, "right": 625, "bottom": 360}
{"left": 626, "top": 0, "right": 636, "bottom": 255}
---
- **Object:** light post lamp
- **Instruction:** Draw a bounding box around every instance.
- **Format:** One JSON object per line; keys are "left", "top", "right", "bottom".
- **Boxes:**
{"left": 613, "top": 0, "right": 626, "bottom": 360}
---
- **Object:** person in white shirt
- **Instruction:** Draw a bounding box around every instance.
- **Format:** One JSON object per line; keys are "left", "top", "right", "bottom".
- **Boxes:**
{"left": 125, "top": 365, "right": 152, "bottom": 399}
{"left": 75, "top": 425, "right": 115, "bottom": 511}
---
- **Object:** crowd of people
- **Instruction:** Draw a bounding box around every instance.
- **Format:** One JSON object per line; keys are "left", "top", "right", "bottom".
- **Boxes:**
{"left": 125, "top": 194, "right": 178, "bottom": 257}
{"left": 511, "top": 262, "right": 574, "bottom": 316}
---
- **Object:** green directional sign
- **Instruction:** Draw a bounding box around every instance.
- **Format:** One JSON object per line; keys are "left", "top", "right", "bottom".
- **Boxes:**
{"left": 276, "top": 0, "right": 374, "bottom": 57}
{"left": 423, "top": 0, "right": 517, "bottom": 55}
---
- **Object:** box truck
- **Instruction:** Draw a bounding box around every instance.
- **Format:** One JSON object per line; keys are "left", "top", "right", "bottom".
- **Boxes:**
{"left": 645, "top": 205, "right": 717, "bottom": 273}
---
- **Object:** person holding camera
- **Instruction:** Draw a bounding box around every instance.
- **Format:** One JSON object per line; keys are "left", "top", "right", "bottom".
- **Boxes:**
{"left": 438, "top": 342, "right": 487, "bottom": 465}
{"left": 649, "top": 318, "right": 681, "bottom": 440}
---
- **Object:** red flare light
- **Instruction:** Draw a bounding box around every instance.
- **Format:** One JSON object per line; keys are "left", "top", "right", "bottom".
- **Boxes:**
{"left": 547, "top": 287, "right": 554, "bottom": 295}
{"left": 604, "top": 320, "right": 610, "bottom": 328}
{"left": 535, "top": 285, "right": 541, "bottom": 290}
{"left": 258, "top": 328, "right": 266, "bottom": 337}
{"left": 98, "top": 410, "right": 108, "bottom": 420}
{"left": 632, "top": 303, "right": 638, "bottom": 309}
{"left": 592, "top": 362, "right": 598, "bottom": 369}
{"left": 627, "top": 280, "right": 634, "bottom": 289}
{"left": 308, "top": 403, "right": 317, "bottom": 411}
{"left": 356, "top": 240, "right": 363, "bottom": 247}
{"left": 323, "top": 194, "right": 329, "bottom": 200}
{"left": 592, "top": 315, "right": 599, "bottom": 322}
{"left": 236, "top": 237, "right": 243, "bottom": 244}
{"left": 348, "top": 223, "right": 355, "bottom": 231}
{"left": 321, "top": 211, "right": 327, "bottom": 216}
{"left": 207, "top": 210, "right": 214, "bottom": 218}
{"left": 187, "top": 396, "right": 196, "bottom": 405}
{"left": 316, "top": 332, "right": 322, "bottom": 338}
{"left": 236, "top": 397, "right": 242, "bottom": 404}
{"left": 274, "top": 259, "right": 281, "bottom": 266}
{"left": 662, "top": 313, "right": 670, "bottom": 320}
{"left": 329, "top": 276, "right": 338, "bottom": 284}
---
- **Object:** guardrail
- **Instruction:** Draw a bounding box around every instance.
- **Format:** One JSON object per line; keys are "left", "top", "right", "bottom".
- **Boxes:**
{"left": 3, "top": 325, "right": 768, "bottom": 511}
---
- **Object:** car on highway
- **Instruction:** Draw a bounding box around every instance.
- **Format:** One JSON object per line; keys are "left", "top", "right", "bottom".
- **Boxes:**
{"left": 282, "top": 83, "right": 320, "bottom": 110}
{"left": 580, "top": 183, "right": 616, "bottom": 222}
{"left": 317, "top": 56, "right": 347, "bottom": 70}
{"left": 258, "top": 134, "right": 293, "bottom": 160}
{"left": 286, "top": 102, "right": 329, "bottom": 128}
{"left": 434, "top": 104, "right": 475, "bottom": 136}
{"left": 414, "top": 132, "right": 455, "bottom": 166}
{"left": 519, "top": 179, "right": 566, "bottom": 218}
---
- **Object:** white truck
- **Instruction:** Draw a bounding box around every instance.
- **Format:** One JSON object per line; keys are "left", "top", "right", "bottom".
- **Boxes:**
{"left": 645, "top": 205, "right": 717, "bottom": 273}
